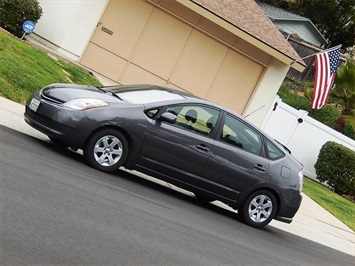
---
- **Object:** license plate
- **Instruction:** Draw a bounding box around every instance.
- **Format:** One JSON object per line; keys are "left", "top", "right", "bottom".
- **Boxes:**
{"left": 29, "top": 98, "right": 40, "bottom": 112}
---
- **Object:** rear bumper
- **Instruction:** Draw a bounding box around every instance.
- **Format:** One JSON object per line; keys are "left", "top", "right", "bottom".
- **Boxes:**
{"left": 276, "top": 192, "right": 303, "bottom": 223}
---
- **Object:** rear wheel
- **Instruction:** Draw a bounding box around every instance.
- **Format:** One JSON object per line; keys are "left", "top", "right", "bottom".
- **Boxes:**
{"left": 83, "top": 129, "right": 128, "bottom": 172}
{"left": 240, "top": 190, "right": 277, "bottom": 228}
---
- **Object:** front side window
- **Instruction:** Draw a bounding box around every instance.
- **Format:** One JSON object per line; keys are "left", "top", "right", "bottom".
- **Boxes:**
{"left": 166, "top": 105, "right": 219, "bottom": 136}
{"left": 220, "top": 114, "right": 262, "bottom": 155}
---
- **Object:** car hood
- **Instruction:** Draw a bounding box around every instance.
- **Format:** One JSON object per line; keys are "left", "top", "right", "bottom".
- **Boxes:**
{"left": 41, "top": 83, "right": 120, "bottom": 103}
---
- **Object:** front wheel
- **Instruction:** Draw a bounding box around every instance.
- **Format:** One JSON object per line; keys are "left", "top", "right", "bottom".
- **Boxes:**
{"left": 83, "top": 129, "right": 128, "bottom": 172}
{"left": 240, "top": 190, "right": 277, "bottom": 228}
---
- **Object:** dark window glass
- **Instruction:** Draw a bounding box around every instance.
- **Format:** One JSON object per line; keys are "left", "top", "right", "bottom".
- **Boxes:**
{"left": 166, "top": 105, "right": 219, "bottom": 136}
{"left": 220, "top": 114, "right": 262, "bottom": 155}
{"left": 266, "top": 139, "right": 284, "bottom": 159}
{"left": 145, "top": 108, "right": 159, "bottom": 118}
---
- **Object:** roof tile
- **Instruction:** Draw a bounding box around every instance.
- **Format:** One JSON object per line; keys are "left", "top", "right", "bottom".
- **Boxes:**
{"left": 191, "top": 0, "right": 302, "bottom": 62}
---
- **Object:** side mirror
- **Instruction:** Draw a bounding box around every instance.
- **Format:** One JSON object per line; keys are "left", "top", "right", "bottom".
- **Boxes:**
{"left": 159, "top": 112, "right": 177, "bottom": 124}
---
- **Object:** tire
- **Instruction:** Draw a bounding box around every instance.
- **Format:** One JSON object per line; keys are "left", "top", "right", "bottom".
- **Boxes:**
{"left": 240, "top": 190, "right": 277, "bottom": 228}
{"left": 83, "top": 129, "right": 128, "bottom": 173}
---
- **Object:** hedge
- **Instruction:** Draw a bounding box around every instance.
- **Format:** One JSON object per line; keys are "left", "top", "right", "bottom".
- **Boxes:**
{"left": 315, "top": 141, "right": 355, "bottom": 196}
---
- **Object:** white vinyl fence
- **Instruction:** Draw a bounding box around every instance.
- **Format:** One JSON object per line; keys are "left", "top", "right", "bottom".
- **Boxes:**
{"left": 260, "top": 96, "right": 355, "bottom": 179}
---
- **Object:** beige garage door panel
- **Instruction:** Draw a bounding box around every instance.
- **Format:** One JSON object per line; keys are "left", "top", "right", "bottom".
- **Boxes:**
{"left": 120, "top": 63, "right": 166, "bottom": 85}
{"left": 91, "top": 0, "right": 154, "bottom": 59}
{"left": 170, "top": 30, "right": 228, "bottom": 97}
{"left": 80, "top": 42, "right": 126, "bottom": 81}
{"left": 206, "top": 50, "right": 264, "bottom": 114}
{"left": 131, "top": 8, "right": 192, "bottom": 79}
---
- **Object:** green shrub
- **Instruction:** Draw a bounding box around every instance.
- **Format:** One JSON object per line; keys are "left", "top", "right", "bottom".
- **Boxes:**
{"left": 309, "top": 105, "right": 342, "bottom": 127}
{"left": 315, "top": 141, "right": 355, "bottom": 196}
{"left": 343, "top": 120, "right": 355, "bottom": 140}
{"left": 278, "top": 86, "right": 309, "bottom": 110}
{"left": 333, "top": 117, "right": 355, "bottom": 140}
{"left": 278, "top": 86, "right": 342, "bottom": 127}
{"left": 0, "top": 0, "right": 42, "bottom": 37}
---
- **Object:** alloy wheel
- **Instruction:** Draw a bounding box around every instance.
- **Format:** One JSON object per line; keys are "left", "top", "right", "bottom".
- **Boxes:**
{"left": 93, "top": 135, "right": 123, "bottom": 167}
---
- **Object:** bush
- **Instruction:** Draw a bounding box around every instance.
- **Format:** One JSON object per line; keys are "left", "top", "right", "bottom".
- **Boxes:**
{"left": 333, "top": 117, "right": 355, "bottom": 140}
{"left": 0, "top": 0, "right": 42, "bottom": 37}
{"left": 315, "top": 141, "right": 355, "bottom": 196}
{"left": 278, "top": 85, "right": 342, "bottom": 127}
{"left": 343, "top": 120, "right": 355, "bottom": 140}
{"left": 308, "top": 105, "right": 342, "bottom": 127}
{"left": 278, "top": 85, "right": 310, "bottom": 110}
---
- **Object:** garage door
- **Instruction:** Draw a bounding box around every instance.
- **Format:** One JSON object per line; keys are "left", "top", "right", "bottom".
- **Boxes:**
{"left": 80, "top": 0, "right": 264, "bottom": 114}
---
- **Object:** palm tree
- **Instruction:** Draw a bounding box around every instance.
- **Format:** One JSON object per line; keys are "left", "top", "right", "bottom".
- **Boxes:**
{"left": 330, "top": 60, "right": 355, "bottom": 115}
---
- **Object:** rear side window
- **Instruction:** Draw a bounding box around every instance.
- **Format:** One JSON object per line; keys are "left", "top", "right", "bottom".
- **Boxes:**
{"left": 265, "top": 139, "right": 284, "bottom": 159}
{"left": 220, "top": 114, "right": 262, "bottom": 155}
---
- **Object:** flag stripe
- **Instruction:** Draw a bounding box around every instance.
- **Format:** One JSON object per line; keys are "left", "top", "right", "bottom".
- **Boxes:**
{"left": 311, "top": 45, "right": 342, "bottom": 110}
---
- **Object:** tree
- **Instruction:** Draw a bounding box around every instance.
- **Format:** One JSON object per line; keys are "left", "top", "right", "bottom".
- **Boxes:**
{"left": 289, "top": 0, "right": 355, "bottom": 49}
{"left": 0, "top": 0, "right": 42, "bottom": 38}
{"left": 331, "top": 60, "right": 355, "bottom": 115}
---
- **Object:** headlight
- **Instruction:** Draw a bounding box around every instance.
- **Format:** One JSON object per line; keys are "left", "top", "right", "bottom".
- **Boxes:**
{"left": 298, "top": 170, "right": 304, "bottom": 193}
{"left": 63, "top": 99, "right": 108, "bottom": 110}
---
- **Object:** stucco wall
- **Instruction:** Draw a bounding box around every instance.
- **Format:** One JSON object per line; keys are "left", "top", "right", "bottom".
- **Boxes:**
{"left": 32, "top": 0, "right": 291, "bottom": 127}
{"left": 35, "top": 0, "right": 108, "bottom": 60}
{"left": 244, "top": 58, "right": 289, "bottom": 126}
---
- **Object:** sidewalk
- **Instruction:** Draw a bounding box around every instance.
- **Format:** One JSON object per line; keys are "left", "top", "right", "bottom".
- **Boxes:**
{"left": 0, "top": 96, "right": 354, "bottom": 256}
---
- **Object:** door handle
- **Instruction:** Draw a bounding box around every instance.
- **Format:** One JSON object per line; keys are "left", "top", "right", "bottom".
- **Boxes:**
{"left": 196, "top": 144, "right": 210, "bottom": 153}
{"left": 254, "top": 164, "right": 267, "bottom": 173}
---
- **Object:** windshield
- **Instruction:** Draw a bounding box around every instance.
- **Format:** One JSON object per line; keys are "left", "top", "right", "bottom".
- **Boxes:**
{"left": 111, "top": 89, "right": 186, "bottom": 104}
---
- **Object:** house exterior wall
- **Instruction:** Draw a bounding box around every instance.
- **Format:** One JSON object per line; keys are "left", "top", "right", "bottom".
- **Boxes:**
{"left": 261, "top": 96, "right": 355, "bottom": 179}
{"left": 34, "top": 0, "right": 108, "bottom": 60}
{"left": 244, "top": 58, "right": 289, "bottom": 126}
{"left": 79, "top": 0, "right": 280, "bottom": 121}
{"left": 32, "top": 0, "right": 291, "bottom": 126}
{"left": 274, "top": 21, "right": 324, "bottom": 47}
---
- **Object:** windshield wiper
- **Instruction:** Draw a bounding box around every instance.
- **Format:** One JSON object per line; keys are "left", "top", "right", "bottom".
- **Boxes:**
{"left": 109, "top": 91, "right": 122, "bottom": 100}
{"left": 95, "top": 86, "right": 122, "bottom": 100}
{"left": 95, "top": 86, "right": 106, "bottom": 93}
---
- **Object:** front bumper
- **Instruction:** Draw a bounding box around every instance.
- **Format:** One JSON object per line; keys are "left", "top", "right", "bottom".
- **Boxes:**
{"left": 24, "top": 94, "right": 94, "bottom": 149}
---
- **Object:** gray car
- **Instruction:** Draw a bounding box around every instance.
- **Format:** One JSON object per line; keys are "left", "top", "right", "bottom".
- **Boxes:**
{"left": 25, "top": 83, "right": 303, "bottom": 228}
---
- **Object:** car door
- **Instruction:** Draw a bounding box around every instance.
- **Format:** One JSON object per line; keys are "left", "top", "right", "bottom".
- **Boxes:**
{"left": 201, "top": 113, "right": 270, "bottom": 201}
{"left": 137, "top": 104, "right": 220, "bottom": 186}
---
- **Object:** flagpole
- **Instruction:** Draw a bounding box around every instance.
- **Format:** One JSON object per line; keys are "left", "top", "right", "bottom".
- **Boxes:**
{"left": 290, "top": 44, "right": 342, "bottom": 65}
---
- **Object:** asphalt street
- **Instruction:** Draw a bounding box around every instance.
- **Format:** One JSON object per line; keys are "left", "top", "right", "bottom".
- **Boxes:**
{"left": 0, "top": 125, "right": 354, "bottom": 265}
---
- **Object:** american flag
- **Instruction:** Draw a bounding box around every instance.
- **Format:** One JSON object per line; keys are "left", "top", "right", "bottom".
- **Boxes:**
{"left": 311, "top": 45, "right": 342, "bottom": 109}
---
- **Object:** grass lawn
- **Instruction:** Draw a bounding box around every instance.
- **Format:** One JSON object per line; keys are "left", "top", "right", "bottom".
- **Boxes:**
{"left": 303, "top": 177, "right": 355, "bottom": 231}
{"left": 0, "top": 30, "right": 101, "bottom": 104}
